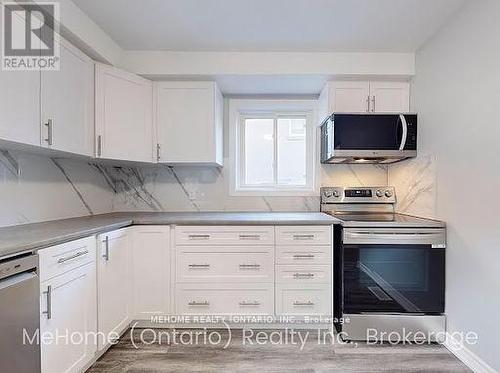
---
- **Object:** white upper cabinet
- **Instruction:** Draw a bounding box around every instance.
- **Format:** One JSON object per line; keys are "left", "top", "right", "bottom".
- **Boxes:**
{"left": 318, "top": 81, "right": 410, "bottom": 123}
{"left": 95, "top": 64, "right": 153, "bottom": 162}
{"left": 0, "top": 11, "right": 40, "bottom": 146}
{"left": 319, "top": 82, "right": 370, "bottom": 120}
{"left": 0, "top": 68, "right": 41, "bottom": 146}
{"left": 369, "top": 82, "right": 410, "bottom": 113}
{"left": 41, "top": 38, "right": 94, "bottom": 156}
{"left": 154, "top": 81, "right": 223, "bottom": 165}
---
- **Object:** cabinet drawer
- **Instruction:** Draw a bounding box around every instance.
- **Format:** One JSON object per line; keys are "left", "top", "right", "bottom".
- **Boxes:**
{"left": 176, "top": 284, "right": 273, "bottom": 315}
{"left": 276, "top": 226, "right": 332, "bottom": 245}
{"left": 39, "top": 236, "right": 96, "bottom": 282}
{"left": 276, "top": 265, "right": 332, "bottom": 284}
{"left": 176, "top": 248, "right": 274, "bottom": 283}
{"left": 276, "top": 246, "right": 332, "bottom": 265}
{"left": 175, "top": 226, "right": 274, "bottom": 246}
{"left": 276, "top": 284, "right": 331, "bottom": 316}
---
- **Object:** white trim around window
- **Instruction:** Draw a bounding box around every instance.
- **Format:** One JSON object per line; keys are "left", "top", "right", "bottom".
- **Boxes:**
{"left": 228, "top": 99, "right": 319, "bottom": 196}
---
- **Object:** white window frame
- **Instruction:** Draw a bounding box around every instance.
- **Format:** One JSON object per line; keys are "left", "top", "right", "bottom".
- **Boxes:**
{"left": 229, "top": 99, "right": 318, "bottom": 196}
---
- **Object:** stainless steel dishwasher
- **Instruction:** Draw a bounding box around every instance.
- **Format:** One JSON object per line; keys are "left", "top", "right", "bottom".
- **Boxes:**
{"left": 0, "top": 252, "right": 41, "bottom": 373}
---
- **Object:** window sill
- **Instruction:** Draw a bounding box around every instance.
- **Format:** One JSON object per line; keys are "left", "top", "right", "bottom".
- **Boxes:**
{"left": 230, "top": 188, "right": 319, "bottom": 197}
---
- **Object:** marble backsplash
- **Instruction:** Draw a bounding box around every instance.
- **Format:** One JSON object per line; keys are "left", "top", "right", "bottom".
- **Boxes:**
{"left": 388, "top": 154, "right": 437, "bottom": 219}
{"left": 0, "top": 150, "right": 389, "bottom": 227}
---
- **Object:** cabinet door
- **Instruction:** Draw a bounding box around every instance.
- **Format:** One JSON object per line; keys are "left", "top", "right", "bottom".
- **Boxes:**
{"left": 97, "top": 229, "right": 130, "bottom": 350}
{"left": 328, "top": 82, "right": 370, "bottom": 113}
{"left": 40, "top": 263, "right": 97, "bottom": 373}
{"left": 131, "top": 226, "right": 170, "bottom": 319}
{"left": 0, "top": 11, "right": 40, "bottom": 147}
{"left": 41, "top": 38, "right": 94, "bottom": 156}
{"left": 96, "top": 64, "right": 153, "bottom": 162}
{"left": 370, "top": 82, "right": 410, "bottom": 113}
{"left": 155, "top": 82, "right": 222, "bottom": 164}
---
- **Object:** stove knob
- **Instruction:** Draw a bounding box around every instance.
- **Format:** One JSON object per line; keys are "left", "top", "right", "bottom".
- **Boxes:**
{"left": 332, "top": 190, "right": 340, "bottom": 198}
{"left": 376, "top": 190, "right": 384, "bottom": 197}
{"left": 323, "top": 190, "right": 333, "bottom": 198}
{"left": 385, "top": 189, "right": 393, "bottom": 198}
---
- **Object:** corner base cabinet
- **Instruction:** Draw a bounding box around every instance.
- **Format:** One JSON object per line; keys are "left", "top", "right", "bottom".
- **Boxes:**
{"left": 131, "top": 226, "right": 171, "bottom": 320}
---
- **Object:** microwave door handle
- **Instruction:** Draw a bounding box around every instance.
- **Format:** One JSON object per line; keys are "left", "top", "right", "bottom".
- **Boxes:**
{"left": 399, "top": 114, "right": 408, "bottom": 150}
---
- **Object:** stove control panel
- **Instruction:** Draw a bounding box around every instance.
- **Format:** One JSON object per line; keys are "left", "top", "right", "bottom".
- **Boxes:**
{"left": 321, "top": 186, "right": 396, "bottom": 204}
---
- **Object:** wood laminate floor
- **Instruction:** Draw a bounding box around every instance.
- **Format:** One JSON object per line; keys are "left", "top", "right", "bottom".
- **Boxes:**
{"left": 86, "top": 328, "right": 470, "bottom": 373}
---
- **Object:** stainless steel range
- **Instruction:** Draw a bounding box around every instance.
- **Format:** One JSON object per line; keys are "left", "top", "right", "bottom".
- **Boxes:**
{"left": 321, "top": 186, "right": 446, "bottom": 342}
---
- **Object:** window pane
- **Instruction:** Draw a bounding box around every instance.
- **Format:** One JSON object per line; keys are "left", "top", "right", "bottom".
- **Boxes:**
{"left": 277, "top": 117, "right": 307, "bottom": 186}
{"left": 244, "top": 118, "right": 274, "bottom": 185}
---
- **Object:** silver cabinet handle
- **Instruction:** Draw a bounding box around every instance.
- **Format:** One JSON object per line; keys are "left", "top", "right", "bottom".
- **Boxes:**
{"left": 44, "top": 119, "right": 53, "bottom": 146}
{"left": 293, "top": 254, "right": 315, "bottom": 259}
{"left": 57, "top": 250, "right": 89, "bottom": 264}
{"left": 366, "top": 95, "right": 370, "bottom": 112}
{"left": 188, "top": 264, "right": 210, "bottom": 268}
{"left": 239, "top": 234, "right": 261, "bottom": 240}
{"left": 293, "top": 272, "right": 315, "bottom": 279}
{"left": 239, "top": 301, "right": 261, "bottom": 306}
{"left": 188, "top": 234, "right": 210, "bottom": 240}
{"left": 188, "top": 301, "right": 210, "bottom": 306}
{"left": 371, "top": 96, "right": 376, "bottom": 112}
{"left": 239, "top": 264, "right": 261, "bottom": 269}
{"left": 156, "top": 143, "right": 161, "bottom": 161}
{"left": 42, "top": 285, "right": 52, "bottom": 319}
{"left": 102, "top": 236, "right": 109, "bottom": 261}
{"left": 97, "top": 135, "right": 102, "bottom": 157}
{"left": 293, "top": 301, "right": 315, "bottom": 306}
{"left": 293, "top": 234, "right": 315, "bottom": 240}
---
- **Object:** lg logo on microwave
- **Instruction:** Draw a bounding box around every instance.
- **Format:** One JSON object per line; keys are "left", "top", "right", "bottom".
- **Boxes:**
{"left": 2, "top": 2, "right": 60, "bottom": 71}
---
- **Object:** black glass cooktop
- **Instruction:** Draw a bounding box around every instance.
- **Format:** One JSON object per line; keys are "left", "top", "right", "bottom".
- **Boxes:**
{"left": 323, "top": 212, "right": 444, "bottom": 228}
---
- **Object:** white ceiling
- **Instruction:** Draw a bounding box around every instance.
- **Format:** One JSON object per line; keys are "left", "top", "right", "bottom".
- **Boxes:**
{"left": 73, "top": 0, "right": 466, "bottom": 52}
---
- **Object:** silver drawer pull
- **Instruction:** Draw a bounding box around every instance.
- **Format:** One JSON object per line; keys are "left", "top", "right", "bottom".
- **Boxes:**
{"left": 57, "top": 250, "right": 89, "bottom": 264}
{"left": 239, "top": 234, "right": 261, "bottom": 240}
{"left": 293, "top": 254, "right": 315, "bottom": 259}
{"left": 239, "top": 301, "right": 261, "bottom": 306}
{"left": 293, "top": 301, "right": 315, "bottom": 306}
{"left": 293, "top": 234, "right": 315, "bottom": 240}
{"left": 239, "top": 264, "right": 261, "bottom": 269}
{"left": 188, "top": 301, "right": 210, "bottom": 306}
{"left": 293, "top": 272, "right": 315, "bottom": 279}
{"left": 42, "top": 285, "right": 52, "bottom": 319}
{"left": 188, "top": 264, "right": 210, "bottom": 268}
{"left": 188, "top": 234, "right": 210, "bottom": 240}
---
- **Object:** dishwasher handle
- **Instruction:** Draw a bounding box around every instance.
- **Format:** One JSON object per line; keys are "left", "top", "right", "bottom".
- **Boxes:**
{"left": 0, "top": 271, "right": 38, "bottom": 291}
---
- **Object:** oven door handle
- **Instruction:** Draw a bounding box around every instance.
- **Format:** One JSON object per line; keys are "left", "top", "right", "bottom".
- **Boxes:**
{"left": 344, "top": 230, "right": 446, "bottom": 246}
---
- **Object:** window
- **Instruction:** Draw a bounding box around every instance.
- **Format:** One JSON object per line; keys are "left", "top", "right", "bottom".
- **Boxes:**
{"left": 229, "top": 100, "right": 317, "bottom": 195}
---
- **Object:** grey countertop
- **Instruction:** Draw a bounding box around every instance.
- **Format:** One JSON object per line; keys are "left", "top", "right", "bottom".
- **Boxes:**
{"left": 0, "top": 212, "right": 340, "bottom": 258}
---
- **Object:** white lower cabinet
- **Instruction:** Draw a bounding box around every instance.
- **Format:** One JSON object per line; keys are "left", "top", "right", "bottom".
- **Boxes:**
{"left": 176, "top": 283, "right": 274, "bottom": 316}
{"left": 97, "top": 228, "right": 130, "bottom": 350}
{"left": 176, "top": 247, "right": 274, "bottom": 283}
{"left": 275, "top": 226, "right": 333, "bottom": 319}
{"left": 131, "top": 226, "right": 171, "bottom": 320}
{"left": 276, "top": 284, "right": 331, "bottom": 316}
{"left": 39, "top": 237, "right": 97, "bottom": 373}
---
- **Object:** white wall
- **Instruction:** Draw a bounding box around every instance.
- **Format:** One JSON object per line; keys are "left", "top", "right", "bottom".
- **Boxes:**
{"left": 409, "top": 0, "right": 500, "bottom": 370}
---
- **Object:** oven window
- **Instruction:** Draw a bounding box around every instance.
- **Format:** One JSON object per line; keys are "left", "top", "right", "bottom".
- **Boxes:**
{"left": 343, "top": 244, "right": 445, "bottom": 314}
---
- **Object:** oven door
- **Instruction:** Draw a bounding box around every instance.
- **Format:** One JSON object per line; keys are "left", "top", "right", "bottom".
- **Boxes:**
{"left": 342, "top": 228, "right": 445, "bottom": 314}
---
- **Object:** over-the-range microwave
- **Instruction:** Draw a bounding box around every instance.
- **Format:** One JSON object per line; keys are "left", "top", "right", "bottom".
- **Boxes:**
{"left": 320, "top": 113, "right": 417, "bottom": 164}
